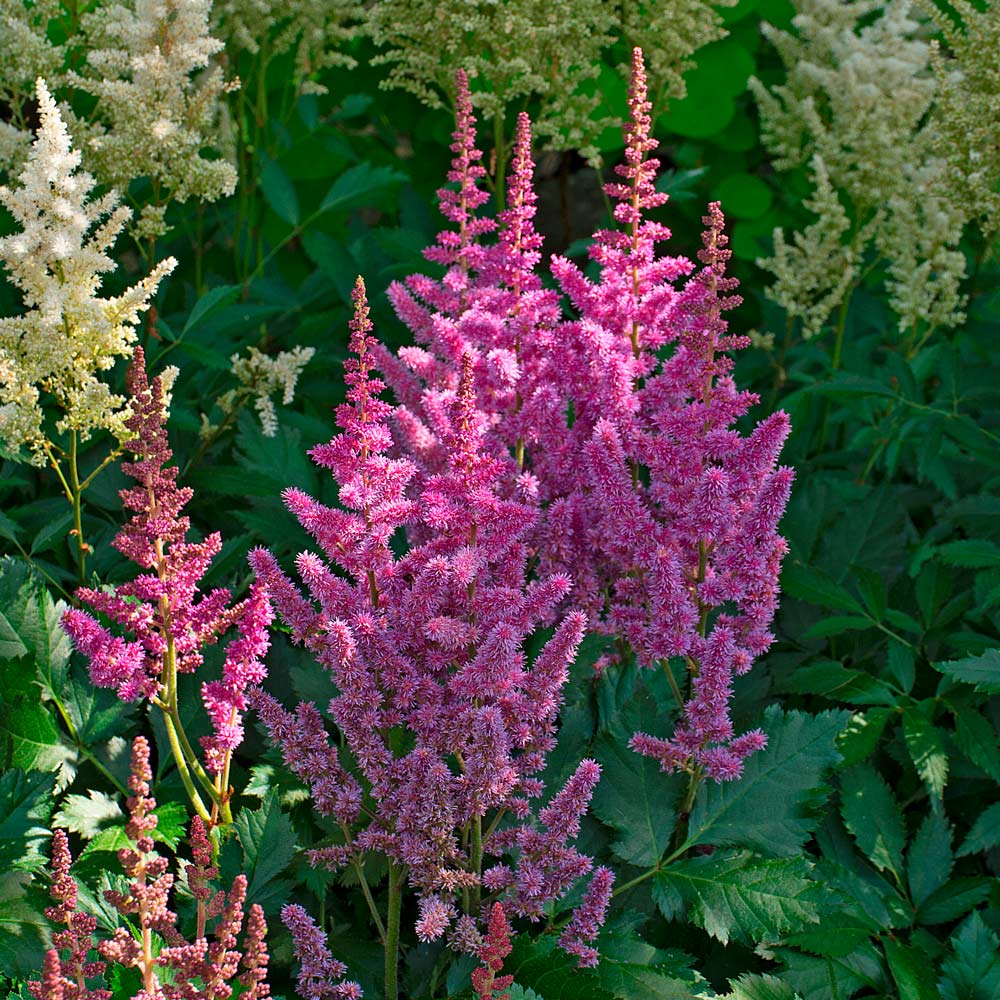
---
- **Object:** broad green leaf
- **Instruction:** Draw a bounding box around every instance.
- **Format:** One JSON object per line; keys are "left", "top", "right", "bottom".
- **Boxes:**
{"left": 884, "top": 937, "right": 939, "bottom": 1000}
{"left": 840, "top": 765, "right": 905, "bottom": 881}
{"left": 29, "top": 511, "right": 73, "bottom": 556}
{"left": 260, "top": 160, "right": 300, "bottom": 225}
{"left": 596, "top": 961, "right": 695, "bottom": 1000}
{"left": 783, "top": 661, "right": 896, "bottom": 705}
{"left": 0, "top": 871, "right": 50, "bottom": 976}
{"left": 781, "top": 563, "right": 864, "bottom": 613}
{"left": 720, "top": 974, "right": 802, "bottom": 1000}
{"left": 687, "top": 707, "right": 849, "bottom": 856}
{"left": 907, "top": 810, "right": 952, "bottom": 907}
{"left": 591, "top": 734, "right": 681, "bottom": 868}
{"left": 887, "top": 640, "right": 916, "bottom": 692}
{"left": 802, "top": 615, "right": 874, "bottom": 640}
{"left": 0, "top": 698, "right": 76, "bottom": 789}
{"left": 151, "top": 801, "right": 189, "bottom": 850}
{"left": 654, "top": 851, "right": 819, "bottom": 945}
{"left": 951, "top": 707, "right": 1000, "bottom": 782}
{"left": 836, "top": 709, "right": 892, "bottom": 766}
{"left": 320, "top": 163, "right": 406, "bottom": 214}
{"left": 506, "top": 934, "right": 615, "bottom": 1000}
{"left": 937, "top": 540, "right": 1000, "bottom": 569}
{"left": 232, "top": 789, "right": 298, "bottom": 911}
{"left": 902, "top": 705, "right": 948, "bottom": 801}
{"left": 0, "top": 769, "right": 54, "bottom": 874}
{"left": 956, "top": 802, "right": 1000, "bottom": 857}
{"left": 53, "top": 789, "right": 122, "bottom": 839}
{"left": 180, "top": 284, "right": 241, "bottom": 336}
{"left": 917, "top": 877, "right": 992, "bottom": 925}
{"left": 937, "top": 912, "right": 1000, "bottom": 1000}
{"left": 935, "top": 649, "right": 1000, "bottom": 693}
{"left": 777, "top": 943, "right": 885, "bottom": 999}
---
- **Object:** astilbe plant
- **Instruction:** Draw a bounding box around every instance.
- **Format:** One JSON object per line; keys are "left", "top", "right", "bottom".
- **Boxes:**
{"left": 551, "top": 50, "right": 794, "bottom": 790}
{"left": 30, "top": 736, "right": 271, "bottom": 1000}
{"left": 61, "top": 347, "right": 272, "bottom": 826}
{"left": 250, "top": 277, "right": 609, "bottom": 998}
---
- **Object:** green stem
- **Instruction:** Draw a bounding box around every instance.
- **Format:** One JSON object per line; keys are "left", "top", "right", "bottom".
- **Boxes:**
{"left": 384, "top": 862, "right": 405, "bottom": 1000}
{"left": 68, "top": 432, "right": 86, "bottom": 587}
{"left": 662, "top": 660, "right": 686, "bottom": 712}
{"left": 162, "top": 709, "right": 211, "bottom": 823}
{"left": 493, "top": 113, "right": 507, "bottom": 213}
{"left": 471, "top": 814, "right": 483, "bottom": 912}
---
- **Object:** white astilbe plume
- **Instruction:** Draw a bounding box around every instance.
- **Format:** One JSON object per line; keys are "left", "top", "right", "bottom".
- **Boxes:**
{"left": 751, "top": 0, "right": 968, "bottom": 336}
{"left": 67, "top": 0, "right": 238, "bottom": 235}
{"left": 201, "top": 344, "right": 315, "bottom": 439}
{"left": 0, "top": 79, "right": 176, "bottom": 463}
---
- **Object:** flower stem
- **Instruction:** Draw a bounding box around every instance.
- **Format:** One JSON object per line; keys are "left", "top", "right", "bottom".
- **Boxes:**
{"left": 68, "top": 431, "right": 87, "bottom": 587}
{"left": 384, "top": 861, "right": 405, "bottom": 1000}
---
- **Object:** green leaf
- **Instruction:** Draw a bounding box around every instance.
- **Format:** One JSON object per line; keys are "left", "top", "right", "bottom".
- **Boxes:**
{"left": 29, "top": 512, "right": 73, "bottom": 556}
{"left": 260, "top": 160, "right": 300, "bottom": 225}
{"left": 781, "top": 563, "right": 865, "bottom": 613}
{"left": 1, "top": 698, "right": 76, "bottom": 788}
{"left": 937, "top": 912, "right": 1000, "bottom": 1000}
{"left": 956, "top": 802, "right": 1000, "bottom": 857}
{"left": 777, "top": 943, "right": 884, "bottom": 999}
{"left": 937, "top": 539, "right": 1000, "bottom": 569}
{"left": 687, "top": 707, "right": 849, "bottom": 856}
{"left": 654, "top": 851, "right": 818, "bottom": 945}
{"left": 0, "top": 769, "right": 54, "bottom": 874}
{"left": 232, "top": 789, "right": 297, "bottom": 910}
{"left": 802, "top": 616, "right": 874, "bottom": 640}
{"left": 319, "top": 163, "right": 406, "bottom": 214}
{"left": 907, "top": 810, "right": 953, "bottom": 907}
{"left": 840, "top": 765, "right": 905, "bottom": 880}
{"left": 151, "top": 801, "right": 188, "bottom": 850}
{"left": 884, "top": 937, "right": 939, "bottom": 1000}
{"left": 596, "top": 960, "right": 696, "bottom": 1000}
{"left": 506, "top": 934, "right": 615, "bottom": 1000}
{"left": 935, "top": 649, "right": 1000, "bottom": 693}
{"left": 836, "top": 709, "right": 892, "bottom": 766}
{"left": 180, "top": 284, "right": 241, "bottom": 337}
{"left": 591, "top": 734, "right": 681, "bottom": 868}
{"left": 0, "top": 871, "right": 50, "bottom": 976}
{"left": 720, "top": 974, "right": 803, "bottom": 1000}
{"left": 782, "top": 661, "right": 896, "bottom": 705}
{"left": 902, "top": 705, "right": 948, "bottom": 801}
{"left": 951, "top": 707, "right": 1000, "bottom": 782}
{"left": 53, "top": 789, "right": 122, "bottom": 839}
{"left": 917, "top": 877, "right": 991, "bottom": 925}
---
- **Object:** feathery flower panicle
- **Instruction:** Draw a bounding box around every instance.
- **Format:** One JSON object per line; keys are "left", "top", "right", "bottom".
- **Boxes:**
{"left": 558, "top": 865, "right": 614, "bottom": 969}
{"left": 252, "top": 277, "right": 607, "bottom": 961}
{"left": 61, "top": 349, "right": 272, "bottom": 817}
{"left": 67, "top": 0, "right": 238, "bottom": 236}
{"left": 471, "top": 904, "right": 514, "bottom": 1000}
{"left": 282, "top": 904, "right": 363, "bottom": 1000}
{"left": 30, "top": 736, "right": 273, "bottom": 999}
{"left": 0, "top": 79, "right": 176, "bottom": 462}
{"left": 545, "top": 50, "right": 794, "bottom": 782}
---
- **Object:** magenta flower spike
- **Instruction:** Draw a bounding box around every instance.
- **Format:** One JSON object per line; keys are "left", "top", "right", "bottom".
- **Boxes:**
{"left": 60, "top": 347, "right": 272, "bottom": 823}
{"left": 250, "top": 277, "right": 608, "bottom": 964}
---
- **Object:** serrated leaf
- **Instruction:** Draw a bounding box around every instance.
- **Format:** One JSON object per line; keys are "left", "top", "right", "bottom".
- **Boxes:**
{"left": 0, "top": 769, "right": 55, "bottom": 874}
{"left": 937, "top": 911, "right": 1000, "bottom": 1000}
{"left": 151, "top": 801, "right": 188, "bottom": 850}
{"left": 686, "top": 707, "right": 849, "bottom": 856}
{"left": 951, "top": 707, "right": 1000, "bottom": 782}
{"left": 781, "top": 563, "right": 865, "bottom": 613}
{"left": 884, "top": 937, "right": 939, "bottom": 1000}
{"left": 506, "top": 934, "right": 615, "bottom": 1000}
{"left": 591, "top": 734, "right": 681, "bottom": 867}
{"left": 803, "top": 615, "right": 874, "bottom": 640}
{"left": 907, "top": 810, "right": 952, "bottom": 907}
{"left": 836, "top": 709, "right": 892, "bottom": 766}
{"left": 956, "top": 802, "right": 1000, "bottom": 857}
{"left": 902, "top": 706, "right": 948, "bottom": 801}
{"left": 917, "top": 877, "right": 992, "bottom": 925}
{"left": 53, "top": 789, "right": 123, "bottom": 839}
{"left": 720, "top": 973, "right": 803, "bottom": 1000}
{"left": 180, "top": 284, "right": 241, "bottom": 336}
{"left": 840, "top": 764, "right": 905, "bottom": 881}
{"left": 233, "top": 789, "right": 297, "bottom": 910}
{"left": 777, "top": 942, "right": 885, "bottom": 999}
{"left": 596, "top": 962, "right": 695, "bottom": 1000}
{"left": 0, "top": 871, "right": 50, "bottom": 976}
{"left": 937, "top": 540, "right": 1000, "bottom": 569}
{"left": 1, "top": 699, "right": 76, "bottom": 789}
{"left": 654, "top": 851, "right": 819, "bottom": 945}
{"left": 935, "top": 649, "right": 1000, "bottom": 693}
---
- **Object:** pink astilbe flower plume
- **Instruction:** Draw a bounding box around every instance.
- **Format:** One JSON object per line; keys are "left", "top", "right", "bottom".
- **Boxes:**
{"left": 31, "top": 736, "right": 275, "bottom": 999}
{"left": 250, "top": 278, "right": 607, "bottom": 964}
{"left": 547, "top": 49, "right": 793, "bottom": 783}
{"left": 61, "top": 347, "right": 272, "bottom": 822}
{"left": 471, "top": 904, "right": 514, "bottom": 1000}
{"left": 282, "top": 904, "right": 363, "bottom": 1000}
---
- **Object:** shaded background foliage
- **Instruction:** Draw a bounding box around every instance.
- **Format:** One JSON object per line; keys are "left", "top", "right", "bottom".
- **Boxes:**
{"left": 1, "top": 0, "right": 999, "bottom": 998}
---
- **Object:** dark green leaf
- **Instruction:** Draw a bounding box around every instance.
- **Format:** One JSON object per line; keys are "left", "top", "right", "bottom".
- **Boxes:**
{"left": 781, "top": 563, "right": 864, "bottom": 613}
{"left": 232, "top": 789, "right": 297, "bottom": 910}
{"left": 884, "top": 937, "right": 939, "bottom": 1000}
{"left": 935, "top": 649, "right": 1000, "bottom": 693}
{"left": 0, "top": 871, "right": 50, "bottom": 976}
{"left": 654, "top": 851, "right": 818, "bottom": 945}
{"left": 260, "top": 160, "right": 300, "bottom": 225}
{"left": 902, "top": 706, "right": 948, "bottom": 801}
{"left": 840, "top": 765, "right": 905, "bottom": 880}
{"left": 719, "top": 974, "right": 802, "bottom": 1000}
{"left": 937, "top": 540, "right": 1000, "bottom": 569}
{"left": 907, "top": 810, "right": 952, "bottom": 907}
{"left": 937, "top": 911, "right": 1000, "bottom": 1000}
{"left": 506, "top": 933, "right": 615, "bottom": 1000}
{"left": 0, "top": 769, "right": 54, "bottom": 874}
{"left": 836, "top": 709, "right": 892, "bottom": 766}
{"left": 956, "top": 802, "right": 1000, "bottom": 857}
{"left": 320, "top": 163, "right": 406, "bottom": 214}
{"left": 687, "top": 707, "right": 849, "bottom": 856}
{"left": 180, "top": 284, "right": 241, "bottom": 337}
{"left": 591, "top": 734, "right": 681, "bottom": 868}
{"left": 917, "top": 877, "right": 992, "bottom": 925}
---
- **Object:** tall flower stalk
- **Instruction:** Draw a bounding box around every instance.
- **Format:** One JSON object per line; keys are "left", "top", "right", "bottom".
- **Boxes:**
{"left": 251, "top": 278, "right": 609, "bottom": 999}
{"left": 62, "top": 349, "right": 272, "bottom": 826}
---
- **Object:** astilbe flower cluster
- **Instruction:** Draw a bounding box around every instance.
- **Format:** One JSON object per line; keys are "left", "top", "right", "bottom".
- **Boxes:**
{"left": 470, "top": 904, "right": 514, "bottom": 1000}
{"left": 383, "top": 50, "right": 793, "bottom": 784}
{"left": 30, "top": 737, "right": 271, "bottom": 1000}
{"left": 551, "top": 49, "right": 794, "bottom": 781}
{"left": 281, "top": 904, "right": 363, "bottom": 1000}
{"left": 250, "top": 277, "right": 608, "bottom": 961}
{"left": 61, "top": 348, "right": 272, "bottom": 821}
